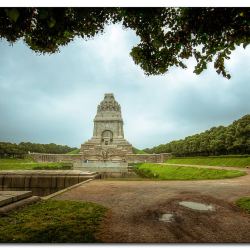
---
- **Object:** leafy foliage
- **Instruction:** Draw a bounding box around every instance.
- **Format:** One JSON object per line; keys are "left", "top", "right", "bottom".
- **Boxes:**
{"left": 144, "top": 114, "right": 250, "bottom": 156}
{"left": 134, "top": 163, "right": 245, "bottom": 180}
{"left": 0, "top": 200, "right": 107, "bottom": 243}
{"left": 0, "top": 7, "right": 249, "bottom": 78}
{"left": 0, "top": 141, "right": 77, "bottom": 158}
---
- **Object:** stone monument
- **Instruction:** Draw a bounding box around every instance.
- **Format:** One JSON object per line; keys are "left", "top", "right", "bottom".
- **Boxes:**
{"left": 80, "top": 93, "right": 133, "bottom": 162}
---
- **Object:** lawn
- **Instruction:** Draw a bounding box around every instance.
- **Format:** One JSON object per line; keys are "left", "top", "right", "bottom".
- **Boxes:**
{"left": 166, "top": 155, "right": 250, "bottom": 168}
{"left": 0, "top": 158, "right": 72, "bottom": 170}
{"left": 236, "top": 197, "right": 250, "bottom": 213}
{"left": 0, "top": 200, "right": 107, "bottom": 243}
{"left": 134, "top": 163, "right": 246, "bottom": 180}
{"left": 66, "top": 148, "right": 80, "bottom": 154}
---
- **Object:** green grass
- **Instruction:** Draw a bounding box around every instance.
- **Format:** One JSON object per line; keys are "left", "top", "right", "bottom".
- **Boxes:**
{"left": 0, "top": 200, "right": 107, "bottom": 243}
{"left": 132, "top": 147, "right": 147, "bottom": 154}
{"left": 236, "top": 197, "right": 250, "bottom": 213}
{"left": 0, "top": 158, "right": 72, "bottom": 170}
{"left": 166, "top": 156, "right": 250, "bottom": 168}
{"left": 66, "top": 149, "right": 80, "bottom": 154}
{"left": 134, "top": 163, "right": 246, "bottom": 180}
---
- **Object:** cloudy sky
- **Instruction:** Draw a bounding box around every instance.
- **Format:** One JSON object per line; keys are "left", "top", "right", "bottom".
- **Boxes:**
{"left": 0, "top": 24, "right": 249, "bottom": 149}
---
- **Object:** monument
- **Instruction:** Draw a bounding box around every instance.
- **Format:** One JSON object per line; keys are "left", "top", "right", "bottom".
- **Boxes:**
{"left": 80, "top": 93, "right": 133, "bottom": 162}
{"left": 30, "top": 93, "right": 171, "bottom": 168}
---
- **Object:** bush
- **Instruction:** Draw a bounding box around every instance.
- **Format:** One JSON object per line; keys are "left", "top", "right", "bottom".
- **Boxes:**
{"left": 32, "top": 162, "right": 73, "bottom": 170}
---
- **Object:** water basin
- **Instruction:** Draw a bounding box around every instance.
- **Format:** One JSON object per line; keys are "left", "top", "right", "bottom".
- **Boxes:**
{"left": 159, "top": 213, "right": 174, "bottom": 222}
{"left": 179, "top": 201, "right": 215, "bottom": 211}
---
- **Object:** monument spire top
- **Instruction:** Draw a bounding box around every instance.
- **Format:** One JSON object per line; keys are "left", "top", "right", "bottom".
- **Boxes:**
{"left": 97, "top": 93, "right": 121, "bottom": 113}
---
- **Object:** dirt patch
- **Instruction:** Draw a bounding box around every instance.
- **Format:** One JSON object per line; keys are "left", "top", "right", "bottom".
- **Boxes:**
{"left": 54, "top": 178, "right": 250, "bottom": 243}
{"left": 96, "top": 194, "right": 250, "bottom": 243}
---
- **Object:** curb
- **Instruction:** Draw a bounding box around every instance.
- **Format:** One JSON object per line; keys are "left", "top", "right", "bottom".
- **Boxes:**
{"left": 42, "top": 178, "right": 94, "bottom": 200}
{"left": 0, "top": 196, "right": 41, "bottom": 215}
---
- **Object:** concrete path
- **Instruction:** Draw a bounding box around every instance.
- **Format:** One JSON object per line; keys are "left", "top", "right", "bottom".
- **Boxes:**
{"left": 54, "top": 171, "right": 250, "bottom": 243}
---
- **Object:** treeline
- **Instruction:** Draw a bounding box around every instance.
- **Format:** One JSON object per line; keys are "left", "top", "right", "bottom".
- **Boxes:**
{"left": 0, "top": 142, "right": 77, "bottom": 158}
{"left": 144, "top": 114, "right": 250, "bottom": 156}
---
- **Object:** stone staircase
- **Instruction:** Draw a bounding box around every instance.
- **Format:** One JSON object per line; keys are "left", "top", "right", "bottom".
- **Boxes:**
{"left": 0, "top": 191, "right": 40, "bottom": 214}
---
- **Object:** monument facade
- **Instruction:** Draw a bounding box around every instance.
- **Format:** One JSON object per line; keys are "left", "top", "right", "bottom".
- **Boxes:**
{"left": 80, "top": 93, "right": 133, "bottom": 162}
{"left": 30, "top": 93, "right": 171, "bottom": 166}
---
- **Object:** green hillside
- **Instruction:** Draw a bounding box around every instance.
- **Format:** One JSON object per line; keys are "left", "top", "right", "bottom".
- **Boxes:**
{"left": 66, "top": 148, "right": 80, "bottom": 154}
{"left": 132, "top": 147, "right": 147, "bottom": 154}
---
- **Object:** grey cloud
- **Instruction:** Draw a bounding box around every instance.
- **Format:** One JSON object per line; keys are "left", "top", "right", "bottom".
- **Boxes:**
{"left": 0, "top": 24, "right": 249, "bottom": 149}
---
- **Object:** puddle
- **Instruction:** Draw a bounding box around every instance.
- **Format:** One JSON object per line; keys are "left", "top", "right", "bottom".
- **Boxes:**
{"left": 159, "top": 213, "right": 174, "bottom": 222}
{"left": 179, "top": 201, "right": 215, "bottom": 211}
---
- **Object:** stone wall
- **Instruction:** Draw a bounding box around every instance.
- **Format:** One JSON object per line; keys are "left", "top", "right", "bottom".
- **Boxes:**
{"left": 0, "top": 170, "right": 95, "bottom": 196}
{"left": 125, "top": 153, "right": 171, "bottom": 163}
{"left": 29, "top": 153, "right": 83, "bottom": 162}
{"left": 29, "top": 152, "right": 172, "bottom": 163}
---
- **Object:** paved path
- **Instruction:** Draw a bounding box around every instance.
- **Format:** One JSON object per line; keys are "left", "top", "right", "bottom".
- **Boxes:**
{"left": 54, "top": 169, "right": 250, "bottom": 243}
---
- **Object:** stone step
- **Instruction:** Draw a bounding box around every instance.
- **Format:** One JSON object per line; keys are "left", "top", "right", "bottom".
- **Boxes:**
{"left": 0, "top": 191, "right": 32, "bottom": 207}
{"left": 78, "top": 174, "right": 99, "bottom": 180}
{"left": 0, "top": 170, "right": 97, "bottom": 177}
{"left": 0, "top": 195, "right": 40, "bottom": 214}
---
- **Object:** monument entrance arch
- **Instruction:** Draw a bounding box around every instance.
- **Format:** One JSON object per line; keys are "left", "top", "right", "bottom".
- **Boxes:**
{"left": 102, "top": 130, "right": 113, "bottom": 145}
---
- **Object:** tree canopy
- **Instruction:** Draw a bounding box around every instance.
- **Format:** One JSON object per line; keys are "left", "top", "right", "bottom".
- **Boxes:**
{"left": 144, "top": 114, "right": 250, "bottom": 156}
{"left": 0, "top": 7, "right": 249, "bottom": 78}
{"left": 0, "top": 141, "right": 77, "bottom": 158}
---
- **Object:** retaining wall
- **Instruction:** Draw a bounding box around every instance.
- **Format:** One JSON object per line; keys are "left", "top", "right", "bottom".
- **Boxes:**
{"left": 0, "top": 170, "right": 96, "bottom": 196}
{"left": 29, "top": 152, "right": 172, "bottom": 163}
{"left": 125, "top": 153, "right": 171, "bottom": 163}
{"left": 30, "top": 153, "right": 83, "bottom": 162}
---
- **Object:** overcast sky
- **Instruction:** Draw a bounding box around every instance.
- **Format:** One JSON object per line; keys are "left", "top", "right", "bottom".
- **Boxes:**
{"left": 0, "top": 24, "right": 249, "bottom": 149}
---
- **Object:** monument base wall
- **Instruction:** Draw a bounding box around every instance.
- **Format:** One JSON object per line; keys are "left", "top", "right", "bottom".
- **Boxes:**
{"left": 29, "top": 152, "right": 172, "bottom": 163}
{"left": 29, "top": 153, "right": 83, "bottom": 162}
{"left": 73, "top": 162, "right": 129, "bottom": 172}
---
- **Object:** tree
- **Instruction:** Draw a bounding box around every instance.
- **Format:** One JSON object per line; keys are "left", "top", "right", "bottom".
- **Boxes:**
{"left": 0, "top": 141, "right": 77, "bottom": 157}
{"left": 144, "top": 114, "right": 250, "bottom": 156}
{"left": 0, "top": 7, "right": 249, "bottom": 79}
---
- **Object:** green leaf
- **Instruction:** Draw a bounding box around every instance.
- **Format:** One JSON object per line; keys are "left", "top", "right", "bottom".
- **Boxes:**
{"left": 39, "top": 9, "right": 49, "bottom": 20}
{"left": 6, "top": 8, "right": 20, "bottom": 22}
{"left": 48, "top": 17, "right": 56, "bottom": 28}
{"left": 243, "top": 42, "right": 248, "bottom": 49}
{"left": 63, "top": 31, "right": 71, "bottom": 37}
